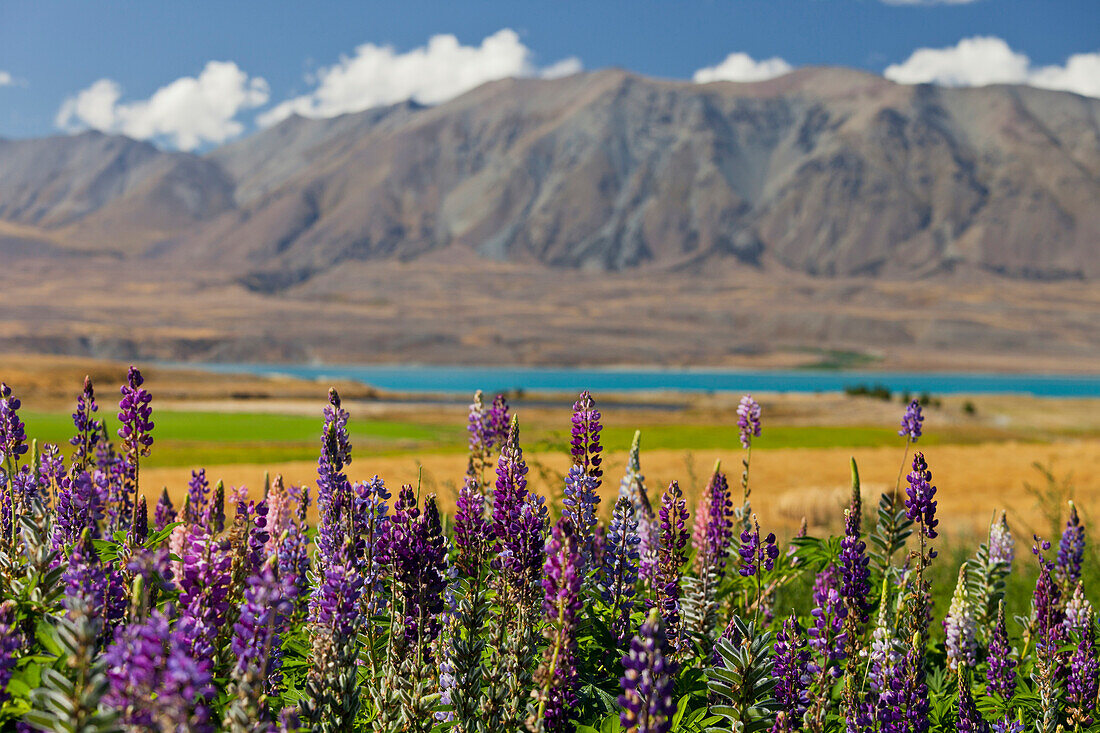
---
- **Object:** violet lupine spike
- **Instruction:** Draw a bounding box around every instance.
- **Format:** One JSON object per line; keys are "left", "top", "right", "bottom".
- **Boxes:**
{"left": 839, "top": 507, "right": 872, "bottom": 627}
{"left": 310, "top": 540, "right": 363, "bottom": 643}
{"left": 52, "top": 470, "right": 103, "bottom": 548}
{"left": 117, "top": 366, "right": 154, "bottom": 459}
{"left": 352, "top": 475, "right": 392, "bottom": 612}
{"left": 956, "top": 667, "right": 990, "bottom": 733}
{"left": 278, "top": 521, "right": 311, "bottom": 615}
{"left": 1031, "top": 538, "right": 1065, "bottom": 642}
{"left": 899, "top": 399, "right": 924, "bottom": 442}
{"left": 655, "top": 481, "right": 689, "bottom": 648}
{"left": 772, "top": 614, "right": 811, "bottom": 717}
{"left": 315, "top": 390, "right": 354, "bottom": 572}
{"left": 570, "top": 390, "right": 603, "bottom": 484}
{"left": 986, "top": 602, "right": 1017, "bottom": 699}
{"left": 69, "top": 376, "right": 102, "bottom": 476}
{"left": 177, "top": 526, "right": 234, "bottom": 660}
{"left": 1056, "top": 502, "right": 1085, "bottom": 592}
{"left": 129, "top": 494, "right": 148, "bottom": 546}
{"left": 561, "top": 463, "right": 600, "bottom": 559}
{"left": 393, "top": 493, "right": 448, "bottom": 660}
{"left": 988, "top": 511, "right": 1015, "bottom": 568}
{"left": 1066, "top": 597, "right": 1099, "bottom": 727}
{"left": 37, "top": 442, "right": 65, "bottom": 497}
{"left": 904, "top": 452, "right": 938, "bottom": 540}
{"left": 487, "top": 394, "right": 510, "bottom": 450}
{"left": 601, "top": 496, "right": 641, "bottom": 642}
{"left": 454, "top": 475, "right": 489, "bottom": 577}
{"left": 532, "top": 518, "right": 584, "bottom": 733}
{"left": 943, "top": 564, "right": 977, "bottom": 671}
{"left": 466, "top": 390, "right": 492, "bottom": 476}
{"left": 737, "top": 514, "right": 778, "bottom": 578}
{"left": 63, "top": 530, "right": 126, "bottom": 626}
{"left": 694, "top": 466, "right": 734, "bottom": 577}
{"left": 154, "top": 488, "right": 176, "bottom": 532}
{"left": 231, "top": 562, "right": 297, "bottom": 695}
{"left": 491, "top": 416, "right": 546, "bottom": 591}
{"left": 186, "top": 469, "right": 210, "bottom": 524}
{"left": 736, "top": 394, "right": 762, "bottom": 450}
{"left": 0, "top": 382, "right": 28, "bottom": 467}
{"left": 619, "top": 608, "right": 678, "bottom": 733}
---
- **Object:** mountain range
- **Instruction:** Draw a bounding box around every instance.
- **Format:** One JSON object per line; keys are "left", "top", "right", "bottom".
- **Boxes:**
{"left": 2, "top": 67, "right": 1099, "bottom": 369}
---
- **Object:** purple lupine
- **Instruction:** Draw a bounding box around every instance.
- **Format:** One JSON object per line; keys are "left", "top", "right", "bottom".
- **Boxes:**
{"left": 310, "top": 539, "right": 363, "bottom": 641}
{"left": 693, "top": 467, "right": 734, "bottom": 577}
{"left": 602, "top": 496, "right": 640, "bottom": 642}
{"left": 454, "top": 476, "right": 489, "bottom": 577}
{"left": 491, "top": 416, "right": 546, "bottom": 592}
{"left": 1067, "top": 597, "right": 1099, "bottom": 726}
{"left": 37, "top": 443, "right": 65, "bottom": 499}
{"left": 205, "top": 480, "right": 225, "bottom": 534}
{"left": 806, "top": 565, "right": 848, "bottom": 679}
{"left": 490, "top": 416, "right": 528, "bottom": 556}
{"left": 899, "top": 399, "right": 923, "bottom": 442}
{"left": 943, "top": 565, "right": 977, "bottom": 670}
{"left": 868, "top": 606, "right": 902, "bottom": 695}
{"left": 466, "top": 390, "right": 492, "bottom": 475}
{"left": 736, "top": 394, "right": 762, "bottom": 449}
{"left": 1031, "top": 538, "right": 1064, "bottom": 642}
{"left": 839, "top": 503, "right": 872, "bottom": 630}
{"left": 533, "top": 519, "right": 584, "bottom": 732}
{"left": 391, "top": 491, "right": 447, "bottom": 659}
{"left": 129, "top": 494, "right": 148, "bottom": 546}
{"left": 487, "top": 394, "right": 510, "bottom": 450}
{"left": 277, "top": 520, "right": 311, "bottom": 615}
{"left": 52, "top": 470, "right": 103, "bottom": 548}
{"left": 154, "top": 488, "right": 176, "bottom": 532}
{"left": 1056, "top": 502, "right": 1085, "bottom": 592}
{"left": 232, "top": 562, "right": 297, "bottom": 695}
{"left": 904, "top": 452, "right": 938, "bottom": 540}
{"left": 619, "top": 608, "right": 678, "bottom": 733}
{"left": 956, "top": 668, "right": 989, "bottom": 733}
{"left": 562, "top": 463, "right": 600, "bottom": 559}
{"left": 988, "top": 511, "right": 1015, "bottom": 568}
{"left": 655, "top": 481, "right": 689, "bottom": 649}
{"left": 570, "top": 390, "right": 603, "bottom": 484}
{"left": 352, "top": 475, "right": 392, "bottom": 611}
{"left": 772, "top": 614, "right": 811, "bottom": 717}
{"left": 738, "top": 515, "right": 778, "bottom": 578}
{"left": 0, "top": 382, "right": 28, "bottom": 467}
{"left": 63, "top": 531, "right": 127, "bottom": 627}
{"left": 117, "top": 365, "right": 154, "bottom": 460}
{"left": 986, "top": 602, "right": 1017, "bottom": 698}
{"left": 186, "top": 469, "right": 210, "bottom": 524}
{"left": 992, "top": 716, "right": 1024, "bottom": 733}
{"left": 176, "top": 526, "right": 234, "bottom": 660}
{"left": 315, "top": 389, "right": 353, "bottom": 571}
{"left": 0, "top": 602, "right": 19, "bottom": 705}
{"left": 69, "top": 376, "right": 101, "bottom": 475}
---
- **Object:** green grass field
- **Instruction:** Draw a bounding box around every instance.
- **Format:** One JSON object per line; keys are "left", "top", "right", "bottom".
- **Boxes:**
{"left": 19, "top": 408, "right": 975, "bottom": 468}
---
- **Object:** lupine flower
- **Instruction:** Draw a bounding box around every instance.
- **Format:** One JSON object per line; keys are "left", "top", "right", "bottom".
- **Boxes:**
{"left": 69, "top": 376, "right": 101, "bottom": 475}
{"left": 154, "top": 488, "right": 176, "bottom": 532}
{"left": 1031, "top": 538, "right": 1064, "bottom": 641}
{"left": 839, "top": 504, "right": 872, "bottom": 627}
{"left": 117, "top": 366, "right": 154, "bottom": 459}
{"left": 0, "top": 602, "right": 20, "bottom": 705}
{"left": 570, "top": 390, "right": 603, "bottom": 483}
{"left": 807, "top": 565, "right": 847, "bottom": 678}
{"left": 562, "top": 464, "right": 600, "bottom": 560}
{"left": 899, "top": 399, "right": 923, "bottom": 441}
{"left": 986, "top": 601, "right": 1017, "bottom": 698}
{"left": 944, "top": 565, "right": 977, "bottom": 670}
{"left": 454, "top": 476, "right": 489, "bottom": 577}
{"left": 619, "top": 608, "right": 678, "bottom": 733}
{"left": 736, "top": 394, "right": 762, "bottom": 449}
{"left": 1067, "top": 597, "right": 1099, "bottom": 726}
{"left": 391, "top": 491, "right": 447, "bottom": 658}
{"left": 738, "top": 514, "right": 778, "bottom": 577}
{"left": 601, "top": 496, "right": 640, "bottom": 641}
{"left": 904, "top": 452, "right": 938, "bottom": 540}
{"left": 277, "top": 517, "right": 311, "bottom": 616}
{"left": 36, "top": 442, "right": 65, "bottom": 498}
{"left": 693, "top": 467, "right": 734, "bottom": 577}
{"left": 177, "top": 526, "right": 234, "bottom": 660}
{"left": 868, "top": 605, "right": 902, "bottom": 694}
{"left": 185, "top": 469, "right": 210, "bottom": 524}
{"left": 619, "top": 432, "right": 657, "bottom": 584}
{"left": 467, "top": 390, "right": 492, "bottom": 476}
{"left": 206, "top": 480, "right": 225, "bottom": 534}
{"left": 772, "top": 614, "right": 810, "bottom": 716}
{"left": 532, "top": 519, "right": 584, "bottom": 732}
{"left": 487, "top": 394, "right": 510, "bottom": 450}
{"left": 129, "top": 494, "right": 148, "bottom": 546}
{"left": 53, "top": 470, "right": 103, "bottom": 548}
{"left": 491, "top": 417, "right": 547, "bottom": 594}
{"left": 655, "top": 481, "right": 689, "bottom": 648}
{"left": 988, "top": 511, "right": 1014, "bottom": 568}
{"left": 1056, "top": 502, "right": 1085, "bottom": 592}
{"left": 264, "top": 475, "right": 292, "bottom": 552}
{"left": 956, "top": 666, "right": 989, "bottom": 733}
{"left": 991, "top": 716, "right": 1024, "bottom": 733}
{"left": 1065, "top": 583, "right": 1094, "bottom": 633}
{"left": 310, "top": 538, "right": 364, "bottom": 640}
{"left": 232, "top": 562, "right": 297, "bottom": 695}
{"left": 0, "top": 382, "right": 28, "bottom": 467}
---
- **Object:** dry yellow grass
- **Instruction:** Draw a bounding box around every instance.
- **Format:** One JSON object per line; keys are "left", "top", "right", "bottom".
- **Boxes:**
{"left": 142, "top": 438, "right": 1100, "bottom": 539}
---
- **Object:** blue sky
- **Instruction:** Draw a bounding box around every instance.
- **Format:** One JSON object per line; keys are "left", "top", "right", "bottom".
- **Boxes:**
{"left": 1, "top": 0, "right": 1097, "bottom": 149}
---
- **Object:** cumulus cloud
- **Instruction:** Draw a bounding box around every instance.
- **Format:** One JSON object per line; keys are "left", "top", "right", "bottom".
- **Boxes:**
{"left": 692, "top": 52, "right": 793, "bottom": 84}
{"left": 885, "top": 36, "right": 1100, "bottom": 98}
{"left": 56, "top": 61, "right": 269, "bottom": 150}
{"left": 0, "top": 71, "right": 12, "bottom": 87}
{"left": 258, "top": 29, "right": 583, "bottom": 127}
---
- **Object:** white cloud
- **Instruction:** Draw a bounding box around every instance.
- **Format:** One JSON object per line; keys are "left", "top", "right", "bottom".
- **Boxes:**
{"left": 692, "top": 53, "right": 793, "bottom": 84}
{"left": 56, "top": 61, "right": 269, "bottom": 150}
{"left": 885, "top": 36, "right": 1100, "bottom": 98}
{"left": 0, "top": 71, "right": 12, "bottom": 87}
{"left": 258, "top": 29, "right": 583, "bottom": 127}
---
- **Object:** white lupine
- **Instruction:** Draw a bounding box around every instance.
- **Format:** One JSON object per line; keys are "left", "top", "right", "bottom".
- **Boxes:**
{"left": 943, "top": 565, "right": 977, "bottom": 670}
{"left": 988, "top": 511, "right": 1015, "bottom": 568}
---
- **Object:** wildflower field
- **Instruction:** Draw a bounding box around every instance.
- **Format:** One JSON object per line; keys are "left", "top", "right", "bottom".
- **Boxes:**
{"left": 0, "top": 368, "right": 1097, "bottom": 732}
